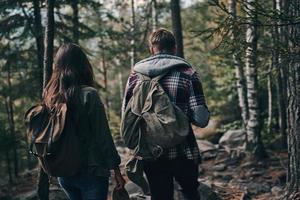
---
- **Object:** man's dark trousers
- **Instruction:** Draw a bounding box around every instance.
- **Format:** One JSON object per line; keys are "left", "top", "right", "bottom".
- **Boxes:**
{"left": 143, "top": 156, "right": 200, "bottom": 200}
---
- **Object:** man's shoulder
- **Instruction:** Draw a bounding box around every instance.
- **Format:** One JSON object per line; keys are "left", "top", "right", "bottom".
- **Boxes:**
{"left": 171, "top": 65, "right": 196, "bottom": 78}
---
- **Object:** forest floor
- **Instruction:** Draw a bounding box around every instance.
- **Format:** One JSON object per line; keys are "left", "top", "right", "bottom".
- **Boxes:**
{"left": 198, "top": 150, "right": 287, "bottom": 200}
{"left": 0, "top": 149, "right": 287, "bottom": 200}
{"left": 0, "top": 126, "right": 288, "bottom": 200}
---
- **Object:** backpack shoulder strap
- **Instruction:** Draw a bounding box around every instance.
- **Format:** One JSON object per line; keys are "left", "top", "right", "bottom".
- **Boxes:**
{"left": 136, "top": 73, "right": 150, "bottom": 81}
{"left": 152, "top": 71, "right": 169, "bottom": 82}
{"left": 136, "top": 71, "right": 170, "bottom": 82}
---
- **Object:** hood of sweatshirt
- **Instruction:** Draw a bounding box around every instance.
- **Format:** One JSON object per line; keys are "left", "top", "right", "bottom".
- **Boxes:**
{"left": 133, "top": 54, "right": 191, "bottom": 76}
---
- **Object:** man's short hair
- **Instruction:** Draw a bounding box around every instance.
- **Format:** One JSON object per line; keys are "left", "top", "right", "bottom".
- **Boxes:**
{"left": 148, "top": 28, "right": 176, "bottom": 52}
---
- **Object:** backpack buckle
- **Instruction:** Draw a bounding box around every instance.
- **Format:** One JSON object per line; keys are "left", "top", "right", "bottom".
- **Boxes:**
{"left": 152, "top": 145, "right": 163, "bottom": 158}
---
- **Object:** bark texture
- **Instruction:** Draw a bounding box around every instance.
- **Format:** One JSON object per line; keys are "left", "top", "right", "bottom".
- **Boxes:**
{"left": 286, "top": 1, "right": 300, "bottom": 198}
{"left": 151, "top": 0, "right": 158, "bottom": 31}
{"left": 267, "top": 64, "right": 273, "bottom": 134}
{"left": 33, "top": 0, "right": 44, "bottom": 94}
{"left": 39, "top": 0, "right": 55, "bottom": 199}
{"left": 171, "top": 0, "right": 184, "bottom": 58}
{"left": 130, "top": 0, "right": 136, "bottom": 67}
{"left": 244, "top": 0, "right": 266, "bottom": 158}
{"left": 71, "top": 0, "right": 79, "bottom": 43}
{"left": 43, "top": 0, "right": 55, "bottom": 89}
{"left": 5, "top": 65, "right": 18, "bottom": 177}
{"left": 275, "top": 0, "right": 288, "bottom": 148}
{"left": 228, "top": 0, "right": 249, "bottom": 128}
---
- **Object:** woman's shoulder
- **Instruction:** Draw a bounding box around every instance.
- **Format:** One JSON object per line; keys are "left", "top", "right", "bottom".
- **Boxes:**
{"left": 80, "top": 85, "right": 101, "bottom": 106}
{"left": 81, "top": 85, "right": 97, "bottom": 93}
{"left": 80, "top": 85, "right": 100, "bottom": 97}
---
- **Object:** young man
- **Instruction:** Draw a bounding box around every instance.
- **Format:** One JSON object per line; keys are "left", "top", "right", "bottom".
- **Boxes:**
{"left": 122, "top": 28, "right": 210, "bottom": 200}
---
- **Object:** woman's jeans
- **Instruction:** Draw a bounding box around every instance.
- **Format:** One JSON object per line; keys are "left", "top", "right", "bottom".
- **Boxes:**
{"left": 58, "top": 170, "right": 109, "bottom": 200}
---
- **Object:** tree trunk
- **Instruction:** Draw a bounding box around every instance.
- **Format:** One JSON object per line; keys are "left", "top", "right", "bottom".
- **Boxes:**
{"left": 5, "top": 150, "right": 12, "bottom": 184}
{"left": 38, "top": 0, "right": 55, "bottom": 199}
{"left": 286, "top": 58, "right": 300, "bottom": 199}
{"left": 286, "top": 1, "right": 300, "bottom": 198}
{"left": 43, "top": 0, "right": 55, "bottom": 89}
{"left": 275, "top": 0, "right": 288, "bottom": 149}
{"left": 71, "top": 0, "right": 79, "bottom": 44}
{"left": 33, "top": 0, "right": 44, "bottom": 95}
{"left": 5, "top": 65, "right": 18, "bottom": 177}
{"left": 118, "top": 72, "right": 124, "bottom": 114}
{"left": 228, "top": 0, "right": 249, "bottom": 128}
{"left": 171, "top": 0, "right": 184, "bottom": 58}
{"left": 130, "top": 0, "right": 136, "bottom": 67}
{"left": 244, "top": 0, "right": 266, "bottom": 158}
{"left": 151, "top": 0, "right": 158, "bottom": 31}
{"left": 101, "top": 46, "right": 110, "bottom": 120}
{"left": 267, "top": 64, "right": 273, "bottom": 134}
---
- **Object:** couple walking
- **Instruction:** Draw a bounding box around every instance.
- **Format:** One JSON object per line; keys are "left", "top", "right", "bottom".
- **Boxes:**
{"left": 26, "top": 28, "right": 209, "bottom": 200}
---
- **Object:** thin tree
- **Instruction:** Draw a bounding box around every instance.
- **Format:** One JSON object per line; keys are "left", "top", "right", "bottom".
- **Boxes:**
{"left": 71, "top": 0, "right": 79, "bottom": 44}
{"left": 99, "top": 39, "right": 110, "bottom": 119}
{"left": 4, "top": 63, "right": 18, "bottom": 178}
{"left": 5, "top": 146, "right": 13, "bottom": 184}
{"left": 228, "top": 0, "right": 249, "bottom": 128}
{"left": 275, "top": 0, "right": 288, "bottom": 149}
{"left": 171, "top": 0, "right": 184, "bottom": 58}
{"left": 244, "top": 0, "right": 266, "bottom": 158}
{"left": 38, "top": 0, "right": 55, "bottom": 199}
{"left": 267, "top": 63, "right": 273, "bottom": 134}
{"left": 130, "top": 0, "right": 136, "bottom": 67}
{"left": 43, "top": 0, "right": 55, "bottom": 89}
{"left": 33, "top": 0, "right": 44, "bottom": 94}
{"left": 151, "top": 0, "right": 158, "bottom": 31}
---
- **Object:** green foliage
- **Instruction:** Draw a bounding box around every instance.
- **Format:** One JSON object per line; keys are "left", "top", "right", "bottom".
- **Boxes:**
{"left": 181, "top": 2, "right": 241, "bottom": 122}
{"left": 0, "top": 0, "right": 292, "bottom": 181}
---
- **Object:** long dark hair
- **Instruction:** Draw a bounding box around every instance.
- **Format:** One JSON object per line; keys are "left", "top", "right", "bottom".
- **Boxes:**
{"left": 43, "top": 43, "right": 94, "bottom": 110}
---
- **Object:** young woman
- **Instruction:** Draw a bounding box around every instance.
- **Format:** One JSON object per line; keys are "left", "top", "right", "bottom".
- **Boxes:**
{"left": 43, "top": 43, "right": 125, "bottom": 200}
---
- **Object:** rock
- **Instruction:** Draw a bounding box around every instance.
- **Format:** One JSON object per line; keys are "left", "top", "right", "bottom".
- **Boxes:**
{"left": 17, "top": 188, "right": 68, "bottom": 200}
{"left": 49, "top": 188, "right": 68, "bottom": 200}
{"left": 278, "top": 171, "right": 287, "bottom": 185}
{"left": 205, "top": 131, "right": 224, "bottom": 144}
{"left": 14, "top": 190, "right": 37, "bottom": 200}
{"left": 198, "top": 183, "right": 222, "bottom": 200}
{"left": 244, "top": 167, "right": 265, "bottom": 178}
{"left": 241, "top": 161, "right": 255, "bottom": 168}
{"left": 212, "top": 164, "right": 227, "bottom": 172}
{"left": 198, "top": 178, "right": 213, "bottom": 188}
{"left": 213, "top": 172, "right": 233, "bottom": 182}
{"left": 219, "top": 129, "right": 246, "bottom": 150}
{"left": 246, "top": 182, "right": 271, "bottom": 195}
{"left": 197, "top": 140, "right": 218, "bottom": 160}
{"left": 267, "top": 137, "right": 285, "bottom": 152}
{"left": 271, "top": 186, "right": 282, "bottom": 196}
{"left": 197, "top": 140, "right": 217, "bottom": 152}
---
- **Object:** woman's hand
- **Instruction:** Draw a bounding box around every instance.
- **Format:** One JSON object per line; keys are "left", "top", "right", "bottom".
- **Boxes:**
{"left": 114, "top": 167, "right": 126, "bottom": 190}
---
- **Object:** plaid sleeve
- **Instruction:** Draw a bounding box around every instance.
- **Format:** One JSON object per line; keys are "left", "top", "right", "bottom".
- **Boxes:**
{"left": 188, "top": 72, "right": 210, "bottom": 127}
{"left": 189, "top": 72, "right": 206, "bottom": 107}
{"left": 122, "top": 71, "right": 139, "bottom": 114}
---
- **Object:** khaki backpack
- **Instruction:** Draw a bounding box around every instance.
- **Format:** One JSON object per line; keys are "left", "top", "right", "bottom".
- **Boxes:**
{"left": 24, "top": 103, "right": 83, "bottom": 177}
{"left": 121, "top": 72, "right": 190, "bottom": 160}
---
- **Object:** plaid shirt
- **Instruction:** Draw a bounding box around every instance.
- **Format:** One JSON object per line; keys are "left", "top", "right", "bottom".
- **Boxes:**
{"left": 122, "top": 65, "right": 207, "bottom": 163}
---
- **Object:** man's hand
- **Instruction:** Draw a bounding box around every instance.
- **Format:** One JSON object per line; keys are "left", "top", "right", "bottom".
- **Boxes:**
{"left": 114, "top": 167, "right": 126, "bottom": 190}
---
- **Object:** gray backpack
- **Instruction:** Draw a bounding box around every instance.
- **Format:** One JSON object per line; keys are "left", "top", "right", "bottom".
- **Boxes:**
{"left": 121, "top": 72, "right": 190, "bottom": 160}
